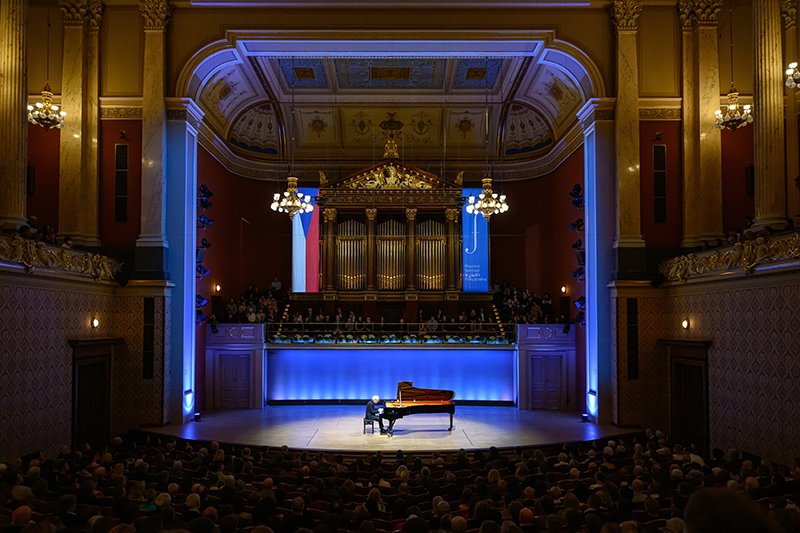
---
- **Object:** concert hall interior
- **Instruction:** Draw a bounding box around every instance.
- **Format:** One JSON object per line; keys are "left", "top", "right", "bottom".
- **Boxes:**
{"left": 2, "top": 0, "right": 800, "bottom": 529}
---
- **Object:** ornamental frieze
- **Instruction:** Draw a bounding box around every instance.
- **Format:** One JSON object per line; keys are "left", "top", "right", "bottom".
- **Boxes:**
{"left": 0, "top": 236, "right": 120, "bottom": 280}
{"left": 659, "top": 232, "right": 800, "bottom": 281}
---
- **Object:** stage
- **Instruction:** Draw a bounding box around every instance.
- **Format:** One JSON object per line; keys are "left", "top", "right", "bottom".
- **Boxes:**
{"left": 148, "top": 405, "right": 632, "bottom": 452}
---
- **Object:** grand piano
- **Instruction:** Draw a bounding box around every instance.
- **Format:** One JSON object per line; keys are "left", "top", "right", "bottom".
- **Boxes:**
{"left": 381, "top": 381, "right": 455, "bottom": 437}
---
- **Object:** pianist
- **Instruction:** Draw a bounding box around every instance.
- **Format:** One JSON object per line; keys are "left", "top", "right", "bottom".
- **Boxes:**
{"left": 366, "top": 395, "right": 387, "bottom": 434}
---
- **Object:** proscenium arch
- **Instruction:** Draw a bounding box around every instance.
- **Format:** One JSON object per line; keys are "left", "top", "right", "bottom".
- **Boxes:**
{"left": 173, "top": 29, "right": 608, "bottom": 182}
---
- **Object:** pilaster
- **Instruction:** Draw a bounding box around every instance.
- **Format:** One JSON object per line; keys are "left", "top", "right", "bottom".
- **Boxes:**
{"left": 323, "top": 208, "right": 336, "bottom": 290}
{"left": 445, "top": 208, "right": 459, "bottom": 291}
{"left": 366, "top": 208, "right": 377, "bottom": 291}
{"left": 783, "top": 0, "right": 800, "bottom": 221}
{"left": 83, "top": 0, "right": 102, "bottom": 247}
{"left": 679, "top": 1, "right": 701, "bottom": 249}
{"left": 135, "top": 0, "right": 172, "bottom": 279}
{"left": 610, "top": 0, "right": 646, "bottom": 279}
{"left": 0, "top": 0, "right": 29, "bottom": 230}
{"left": 753, "top": 0, "right": 788, "bottom": 230}
{"left": 405, "top": 208, "right": 417, "bottom": 291}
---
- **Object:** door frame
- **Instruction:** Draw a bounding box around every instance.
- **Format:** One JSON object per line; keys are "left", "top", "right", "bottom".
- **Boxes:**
{"left": 526, "top": 350, "right": 569, "bottom": 410}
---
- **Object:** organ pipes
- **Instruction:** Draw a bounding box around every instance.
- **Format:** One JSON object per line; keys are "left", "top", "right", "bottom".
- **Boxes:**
{"left": 336, "top": 219, "right": 366, "bottom": 290}
{"left": 377, "top": 219, "right": 405, "bottom": 290}
{"left": 416, "top": 220, "right": 446, "bottom": 290}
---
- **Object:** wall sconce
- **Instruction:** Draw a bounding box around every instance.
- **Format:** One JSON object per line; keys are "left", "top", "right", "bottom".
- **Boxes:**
{"left": 215, "top": 284, "right": 221, "bottom": 292}
{"left": 561, "top": 286, "right": 566, "bottom": 293}
{"left": 91, "top": 317, "right": 99, "bottom": 328}
{"left": 681, "top": 319, "right": 690, "bottom": 329}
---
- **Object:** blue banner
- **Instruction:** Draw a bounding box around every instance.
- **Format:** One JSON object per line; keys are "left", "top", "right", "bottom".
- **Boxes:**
{"left": 462, "top": 188, "right": 490, "bottom": 292}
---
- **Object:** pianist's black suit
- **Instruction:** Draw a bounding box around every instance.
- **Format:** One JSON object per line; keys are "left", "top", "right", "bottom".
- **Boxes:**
{"left": 366, "top": 400, "right": 386, "bottom": 430}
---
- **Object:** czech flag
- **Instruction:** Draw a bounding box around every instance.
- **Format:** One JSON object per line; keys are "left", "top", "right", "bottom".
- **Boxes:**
{"left": 292, "top": 187, "right": 319, "bottom": 293}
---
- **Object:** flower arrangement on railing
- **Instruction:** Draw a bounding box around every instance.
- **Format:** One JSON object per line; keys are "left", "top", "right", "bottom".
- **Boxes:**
{"left": 270, "top": 332, "right": 512, "bottom": 345}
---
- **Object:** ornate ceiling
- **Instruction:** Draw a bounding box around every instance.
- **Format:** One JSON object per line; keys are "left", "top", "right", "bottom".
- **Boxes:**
{"left": 179, "top": 34, "right": 603, "bottom": 181}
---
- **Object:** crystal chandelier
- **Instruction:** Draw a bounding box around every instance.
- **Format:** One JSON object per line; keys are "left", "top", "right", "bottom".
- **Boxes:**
{"left": 713, "top": 6, "right": 752, "bottom": 132}
{"left": 466, "top": 174, "right": 508, "bottom": 221}
{"left": 270, "top": 57, "right": 314, "bottom": 219}
{"left": 465, "top": 58, "right": 508, "bottom": 221}
{"left": 271, "top": 176, "right": 313, "bottom": 219}
{"left": 28, "top": 11, "right": 66, "bottom": 130}
{"left": 713, "top": 83, "right": 752, "bottom": 131}
{"left": 785, "top": 61, "right": 800, "bottom": 89}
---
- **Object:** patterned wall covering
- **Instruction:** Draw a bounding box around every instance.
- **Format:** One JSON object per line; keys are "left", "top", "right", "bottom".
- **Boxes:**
{"left": 613, "top": 271, "right": 800, "bottom": 464}
{"left": 0, "top": 274, "right": 116, "bottom": 459}
{"left": 0, "top": 272, "right": 172, "bottom": 460}
{"left": 112, "top": 295, "right": 170, "bottom": 436}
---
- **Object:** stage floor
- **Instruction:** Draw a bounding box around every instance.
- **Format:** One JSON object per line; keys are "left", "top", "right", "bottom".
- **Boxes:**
{"left": 149, "top": 406, "right": 633, "bottom": 452}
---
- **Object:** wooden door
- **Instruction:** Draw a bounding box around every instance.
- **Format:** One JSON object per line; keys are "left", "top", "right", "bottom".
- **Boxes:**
{"left": 530, "top": 354, "right": 562, "bottom": 410}
{"left": 219, "top": 353, "right": 251, "bottom": 409}
{"left": 671, "top": 356, "right": 708, "bottom": 454}
{"left": 69, "top": 339, "right": 118, "bottom": 452}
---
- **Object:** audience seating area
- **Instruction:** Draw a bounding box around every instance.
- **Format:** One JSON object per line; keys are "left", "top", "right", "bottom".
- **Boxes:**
{"left": 2, "top": 430, "right": 800, "bottom": 533}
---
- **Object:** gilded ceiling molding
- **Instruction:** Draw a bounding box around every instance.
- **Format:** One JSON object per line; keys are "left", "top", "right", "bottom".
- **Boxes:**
{"left": 59, "top": 0, "right": 88, "bottom": 27}
{"left": 0, "top": 236, "right": 120, "bottom": 280}
{"left": 86, "top": 0, "right": 103, "bottom": 30}
{"left": 139, "top": 0, "right": 172, "bottom": 31}
{"left": 609, "top": 0, "right": 642, "bottom": 32}
{"left": 660, "top": 232, "right": 800, "bottom": 281}
{"left": 782, "top": 0, "right": 798, "bottom": 30}
{"left": 693, "top": 0, "right": 723, "bottom": 27}
{"left": 678, "top": 0, "right": 696, "bottom": 31}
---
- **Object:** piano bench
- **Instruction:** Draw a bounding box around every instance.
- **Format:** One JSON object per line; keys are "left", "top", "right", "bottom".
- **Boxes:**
{"left": 363, "top": 418, "right": 376, "bottom": 434}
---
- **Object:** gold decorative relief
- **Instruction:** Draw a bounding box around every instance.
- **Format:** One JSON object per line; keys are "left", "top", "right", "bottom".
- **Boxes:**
{"left": 366, "top": 208, "right": 377, "bottom": 221}
{"left": 323, "top": 208, "right": 337, "bottom": 223}
{"left": 0, "top": 236, "right": 120, "bottom": 280}
{"left": 101, "top": 107, "right": 142, "bottom": 120}
{"left": 640, "top": 108, "right": 682, "bottom": 120}
{"left": 318, "top": 171, "right": 328, "bottom": 186}
{"left": 347, "top": 163, "right": 433, "bottom": 190}
{"left": 405, "top": 209, "right": 418, "bottom": 222}
{"left": 660, "top": 232, "right": 800, "bottom": 281}
{"left": 609, "top": 0, "right": 642, "bottom": 32}
{"left": 139, "top": 0, "right": 171, "bottom": 30}
{"left": 86, "top": 0, "right": 103, "bottom": 29}
{"left": 693, "top": 0, "right": 722, "bottom": 27}
{"left": 678, "top": 0, "right": 695, "bottom": 30}
{"left": 445, "top": 209, "right": 460, "bottom": 222}
{"left": 454, "top": 171, "right": 463, "bottom": 186}
{"left": 782, "top": 0, "right": 797, "bottom": 29}
{"left": 60, "top": 0, "right": 88, "bottom": 26}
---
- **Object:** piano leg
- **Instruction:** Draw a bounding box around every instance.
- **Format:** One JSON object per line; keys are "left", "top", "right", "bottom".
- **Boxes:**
{"left": 449, "top": 413, "right": 453, "bottom": 430}
{"left": 387, "top": 419, "right": 396, "bottom": 437}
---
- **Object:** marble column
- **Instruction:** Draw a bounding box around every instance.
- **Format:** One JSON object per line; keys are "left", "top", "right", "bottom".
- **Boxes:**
{"left": 783, "top": 1, "right": 800, "bottom": 220}
{"left": 82, "top": 1, "right": 102, "bottom": 247}
{"left": 135, "top": 0, "right": 172, "bottom": 279}
{"left": 0, "top": 0, "right": 28, "bottom": 230}
{"left": 366, "top": 208, "right": 377, "bottom": 291}
{"left": 694, "top": 0, "right": 725, "bottom": 242}
{"left": 753, "top": 0, "right": 788, "bottom": 229}
{"left": 679, "top": 1, "right": 702, "bottom": 249}
{"left": 445, "top": 208, "right": 459, "bottom": 291}
{"left": 609, "top": 0, "right": 646, "bottom": 279}
{"left": 58, "top": 0, "right": 88, "bottom": 244}
{"left": 165, "top": 98, "right": 202, "bottom": 424}
{"left": 323, "top": 208, "right": 336, "bottom": 290}
{"left": 405, "top": 208, "right": 417, "bottom": 291}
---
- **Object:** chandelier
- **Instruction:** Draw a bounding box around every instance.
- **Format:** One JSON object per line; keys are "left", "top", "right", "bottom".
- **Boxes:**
{"left": 270, "top": 57, "right": 314, "bottom": 219}
{"left": 28, "top": 11, "right": 65, "bottom": 130}
{"left": 466, "top": 174, "right": 509, "bottom": 220}
{"left": 271, "top": 176, "right": 313, "bottom": 219}
{"left": 713, "top": 83, "right": 752, "bottom": 131}
{"left": 713, "top": 6, "right": 752, "bottom": 132}
{"left": 785, "top": 62, "right": 800, "bottom": 89}
{"left": 465, "top": 58, "right": 509, "bottom": 221}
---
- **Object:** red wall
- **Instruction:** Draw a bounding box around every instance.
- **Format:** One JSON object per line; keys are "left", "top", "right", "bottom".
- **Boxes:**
{"left": 721, "top": 126, "right": 755, "bottom": 233}
{"left": 99, "top": 120, "right": 142, "bottom": 248}
{"left": 490, "top": 148, "right": 586, "bottom": 411}
{"left": 26, "top": 124, "right": 60, "bottom": 231}
{"left": 194, "top": 147, "right": 293, "bottom": 409}
{"left": 639, "top": 121, "right": 682, "bottom": 249}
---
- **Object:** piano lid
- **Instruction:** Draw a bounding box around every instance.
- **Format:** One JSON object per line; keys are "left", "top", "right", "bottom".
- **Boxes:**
{"left": 397, "top": 381, "right": 455, "bottom": 402}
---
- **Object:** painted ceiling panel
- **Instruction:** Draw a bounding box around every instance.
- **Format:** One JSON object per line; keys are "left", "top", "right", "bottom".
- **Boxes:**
{"left": 335, "top": 59, "right": 445, "bottom": 89}
{"left": 278, "top": 58, "right": 329, "bottom": 89}
{"left": 295, "top": 108, "right": 339, "bottom": 146}
{"left": 200, "top": 65, "right": 255, "bottom": 132}
{"left": 229, "top": 102, "right": 280, "bottom": 159}
{"left": 339, "top": 108, "right": 441, "bottom": 148}
{"left": 451, "top": 59, "right": 504, "bottom": 90}
{"left": 502, "top": 103, "right": 554, "bottom": 159}
{"left": 445, "top": 108, "right": 487, "bottom": 146}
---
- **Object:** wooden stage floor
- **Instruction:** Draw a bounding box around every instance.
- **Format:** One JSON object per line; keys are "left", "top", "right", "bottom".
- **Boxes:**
{"left": 149, "top": 406, "right": 634, "bottom": 452}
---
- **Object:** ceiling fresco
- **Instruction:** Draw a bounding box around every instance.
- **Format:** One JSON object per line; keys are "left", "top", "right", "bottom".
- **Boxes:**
{"left": 188, "top": 49, "right": 593, "bottom": 172}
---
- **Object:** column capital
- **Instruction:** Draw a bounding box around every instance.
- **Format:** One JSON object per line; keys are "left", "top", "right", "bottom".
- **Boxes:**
{"left": 445, "top": 208, "right": 459, "bottom": 222}
{"left": 87, "top": 0, "right": 103, "bottom": 30}
{"left": 366, "top": 208, "right": 377, "bottom": 221}
{"left": 678, "top": 0, "right": 696, "bottom": 31}
{"left": 694, "top": 0, "right": 722, "bottom": 27}
{"left": 405, "top": 208, "right": 417, "bottom": 222}
{"left": 609, "top": 0, "right": 642, "bottom": 33}
{"left": 59, "top": 0, "right": 88, "bottom": 26}
{"left": 323, "top": 208, "right": 337, "bottom": 223}
{"left": 782, "top": 0, "right": 797, "bottom": 30}
{"left": 139, "top": 0, "right": 172, "bottom": 31}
